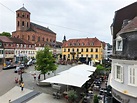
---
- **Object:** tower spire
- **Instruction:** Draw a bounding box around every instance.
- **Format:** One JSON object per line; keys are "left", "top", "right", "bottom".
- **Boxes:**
{"left": 23, "top": 4, "right": 24, "bottom": 7}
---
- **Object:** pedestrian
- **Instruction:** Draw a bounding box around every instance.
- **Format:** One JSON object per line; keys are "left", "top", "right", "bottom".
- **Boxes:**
{"left": 20, "top": 82, "right": 24, "bottom": 91}
{"left": 15, "top": 77, "right": 18, "bottom": 83}
{"left": 34, "top": 74, "right": 36, "bottom": 80}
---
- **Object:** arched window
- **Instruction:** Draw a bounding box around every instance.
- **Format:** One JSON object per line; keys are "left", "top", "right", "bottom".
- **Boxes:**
{"left": 17, "top": 13, "right": 19, "bottom": 17}
{"left": 22, "top": 21, "right": 24, "bottom": 26}
{"left": 27, "top": 22, "right": 28, "bottom": 27}
{"left": 32, "top": 35, "right": 35, "bottom": 41}
{"left": 38, "top": 37, "right": 40, "bottom": 42}
{"left": 42, "top": 37, "right": 45, "bottom": 41}
{"left": 28, "top": 35, "right": 30, "bottom": 40}
{"left": 47, "top": 38, "right": 48, "bottom": 42}
{"left": 18, "top": 21, "right": 19, "bottom": 27}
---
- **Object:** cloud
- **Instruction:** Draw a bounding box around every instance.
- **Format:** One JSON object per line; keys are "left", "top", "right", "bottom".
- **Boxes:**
{"left": 0, "top": 0, "right": 136, "bottom": 44}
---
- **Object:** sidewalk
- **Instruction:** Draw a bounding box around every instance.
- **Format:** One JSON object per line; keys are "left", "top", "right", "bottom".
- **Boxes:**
{"left": 0, "top": 86, "right": 66, "bottom": 103}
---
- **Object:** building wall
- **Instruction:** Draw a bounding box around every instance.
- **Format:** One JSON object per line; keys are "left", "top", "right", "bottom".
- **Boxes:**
{"left": 110, "top": 59, "right": 137, "bottom": 103}
{"left": 62, "top": 46, "right": 103, "bottom": 61}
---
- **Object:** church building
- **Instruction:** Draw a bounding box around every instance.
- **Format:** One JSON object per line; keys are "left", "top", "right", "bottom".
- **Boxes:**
{"left": 12, "top": 6, "right": 56, "bottom": 47}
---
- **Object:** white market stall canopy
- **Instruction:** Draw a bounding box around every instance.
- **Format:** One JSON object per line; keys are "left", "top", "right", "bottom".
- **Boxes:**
{"left": 41, "top": 64, "right": 96, "bottom": 87}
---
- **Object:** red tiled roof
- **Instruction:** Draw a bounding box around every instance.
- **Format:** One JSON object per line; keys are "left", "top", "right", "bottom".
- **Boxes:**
{"left": 117, "top": 16, "right": 137, "bottom": 35}
{"left": 0, "top": 36, "right": 13, "bottom": 43}
{"left": 62, "top": 37, "right": 102, "bottom": 47}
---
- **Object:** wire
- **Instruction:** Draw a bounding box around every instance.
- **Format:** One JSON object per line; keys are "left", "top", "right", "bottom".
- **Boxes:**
{"left": 0, "top": 2, "right": 15, "bottom": 13}
{"left": 0, "top": 1, "right": 91, "bottom": 34}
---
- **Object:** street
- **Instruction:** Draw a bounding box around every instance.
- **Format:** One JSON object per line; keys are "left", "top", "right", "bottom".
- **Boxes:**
{"left": 0, "top": 64, "right": 72, "bottom": 96}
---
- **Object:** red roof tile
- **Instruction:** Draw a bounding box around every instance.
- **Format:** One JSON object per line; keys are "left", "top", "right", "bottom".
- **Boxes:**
{"left": 62, "top": 37, "right": 103, "bottom": 47}
{"left": 0, "top": 36, "right": 13, "bottom": 43}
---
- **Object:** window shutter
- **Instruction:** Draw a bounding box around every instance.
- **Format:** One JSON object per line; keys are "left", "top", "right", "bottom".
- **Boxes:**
{"left": 120, "top": 66, "right": 123, "bottom": 82}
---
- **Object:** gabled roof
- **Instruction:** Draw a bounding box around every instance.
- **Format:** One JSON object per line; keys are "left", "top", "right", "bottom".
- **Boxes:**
{"left": 117, "top": 16, "right": 137, "bottom": 35}
{"left": 30, "top": 22, "right": 56, "bottom": 34}
{"left": 16, "top": 6, "right": 29, "bottom": 12}
{"left": 10, "top": 37, "right": 32, "bottom": 44}
{"left": 0, "top": 36, "right": 13, "bottom": 43}
{"left": 112, "top": 2, "right": 137, "bottom": 39}
{"left": 62, "top": 37, "right": 102, "bottom": 47}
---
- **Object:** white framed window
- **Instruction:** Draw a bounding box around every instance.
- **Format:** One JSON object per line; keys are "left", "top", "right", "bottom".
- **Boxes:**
{"left": 116, "top": 36, "right": 123, "bottom": 51}
{"left": 114, "top": 63, "right": 123, "bottom": 83}
{"left": 128, "top": 65, "right": 137, "bottom": 86}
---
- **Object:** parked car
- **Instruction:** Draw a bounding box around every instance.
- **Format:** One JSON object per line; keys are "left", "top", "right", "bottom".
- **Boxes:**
{"left": 14, "top": 64, "right": 25, "bottom": 73}
{"left": 27, "top": 59, "right": 33, "bottom": 66}
{"left": 3, "top": 64, "right": 16, "bottom": 70}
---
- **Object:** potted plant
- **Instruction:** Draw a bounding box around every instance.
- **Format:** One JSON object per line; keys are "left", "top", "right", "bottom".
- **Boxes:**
{"left": 67, "top": 90, "right": 78, "bottom": 103}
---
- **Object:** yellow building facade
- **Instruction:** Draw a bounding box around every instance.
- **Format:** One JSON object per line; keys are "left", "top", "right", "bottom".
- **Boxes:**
{"left": 62, "top": 37, "right": 105, "bottom": 62}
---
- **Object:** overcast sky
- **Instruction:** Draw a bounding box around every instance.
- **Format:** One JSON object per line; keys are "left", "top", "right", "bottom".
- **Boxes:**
{"left": 0, "top": 0, "right": 136, "bottom": 44}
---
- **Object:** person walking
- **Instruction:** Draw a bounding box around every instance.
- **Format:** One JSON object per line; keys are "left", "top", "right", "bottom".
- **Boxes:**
{"left": 34, "top": 74, "right": 36, "bottom": 80}
{"left": 20, "top": 82, "right": 24, "bottom": 91}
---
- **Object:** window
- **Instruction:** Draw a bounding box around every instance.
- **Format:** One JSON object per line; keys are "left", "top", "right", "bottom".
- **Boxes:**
{"left": 77, "top": 49, "right": 79, "bottom": 52}
{"left": 86, "top": 48, "right": 88, "bottom": 52}
{"left": 91, "top": 54, "right": 93, "bottom": 58}
{"left": 28, "top": 35, "right": 30, "bottom": 40}
{"left": 68, "top": 54, "right": 70, "bottom": 58}
{"left": 128, "top": 65, "right": 137, "bottom": 86}
{"left": 72, "top": 48, "right": 74, "bottom": 52}
{"left": 81, "top": 54, "right": 83, "bottom": 57}
{"left": 32, "top": 35, "right": 35, "bottom": 41}
{"left": 27, "top": 22, "right": 28, "bottom": 27}
{"left": 91, "top": 42, "right": 94, "bottom": 46}
{"left": 81, "top": 49, "right": 83, "bottom": 52}
{"left": 96, "top": 49, "right": 98, "bottom": 52}
{"left": 17, "top": 13, "right": 19, "bottom": 17}
{"left": 91, "top": 48, "right": 93, "bottom": 52}
{"left": 22, "top": 13, "right": 24, "bottom": 17}
{"left": 68, "top": 49, "right": 70, "bottom": 52}
{"left": 42, "top": 37, "right": 45, "bottom": 41}
{"left": 22, "top": 21, "right": 24, "bottom": 26}
{"left": 38, "top": 37, "right": 40, "bottom": 42}
{"left": 114, "top": 63, "right": 123, "bottom": 82}
{"left": 95, "top": 55, "right": 98, "bottom": 58}
{"left": 18, "top": 21, "right": 19, "bottom": 27}
{"left": 64, "top": 49, "right": 66, "bottom": 52}
{"left": 116, "top": 36, "right": 123, "bottom": 51}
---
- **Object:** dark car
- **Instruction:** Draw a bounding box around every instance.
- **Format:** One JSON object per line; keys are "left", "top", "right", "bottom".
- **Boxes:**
{"left": 3, "top": 65, "right": 16, "bottom": 70}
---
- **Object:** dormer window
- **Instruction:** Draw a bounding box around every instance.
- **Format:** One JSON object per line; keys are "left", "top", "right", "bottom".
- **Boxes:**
{"left": 116, "top": 36, "right": 123, "bottom": 51}
{"left": 91, "top": 42, "right": 94, "bottom": 46}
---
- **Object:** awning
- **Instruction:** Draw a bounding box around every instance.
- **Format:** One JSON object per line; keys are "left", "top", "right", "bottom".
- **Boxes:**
{"left": 41, "top": 64, "right": 96, "bottom": 87}
{"left": 42, "top": 73, "right": 89, "bottom": 87}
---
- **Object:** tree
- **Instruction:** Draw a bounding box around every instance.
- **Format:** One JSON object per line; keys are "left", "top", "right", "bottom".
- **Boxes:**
{"left": 0, "top": 32, "right": 11, "bottom": 37}
{"left": 35, "top": 46, "right": 57, "bottom": 79}
{"left": 94, "top": 95, "right": 99, "bottom": 103}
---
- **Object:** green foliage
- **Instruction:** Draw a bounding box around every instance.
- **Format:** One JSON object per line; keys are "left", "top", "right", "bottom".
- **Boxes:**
{"left": 35, "top": 46, "right": 57, "bottom": 79}
{"left": 67, "top": 90, "right": 78, "bottom": 102}
{"left": 94, "top": 95, "right": 99, "bottom": 103}
{"left": 96, "top": 64, "right": 105, "bottom": 70}
{"left": 0, "top": 32, "right": 11, "bottom": 37}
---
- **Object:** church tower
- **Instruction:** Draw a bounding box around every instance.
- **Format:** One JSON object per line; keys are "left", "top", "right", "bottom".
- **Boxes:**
{"left": 16, "top": 6, "right": 30, "bottom": 31}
